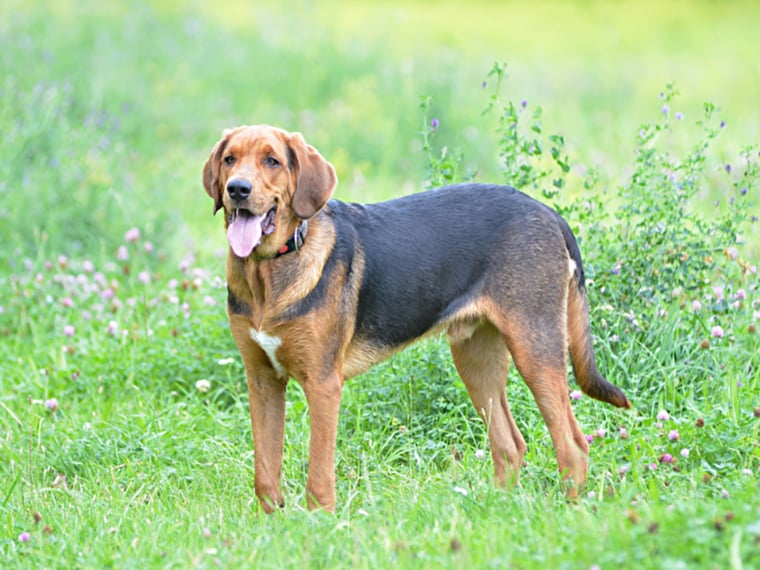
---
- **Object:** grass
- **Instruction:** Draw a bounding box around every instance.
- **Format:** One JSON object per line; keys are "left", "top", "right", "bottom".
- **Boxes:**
{"left": 1, "top": 1, "right": 759, "bottom": 568}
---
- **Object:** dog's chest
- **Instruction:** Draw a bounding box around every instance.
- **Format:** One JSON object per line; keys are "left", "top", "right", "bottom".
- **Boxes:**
{"left": 249, "top": 327, "right": 287, "bottom": 378}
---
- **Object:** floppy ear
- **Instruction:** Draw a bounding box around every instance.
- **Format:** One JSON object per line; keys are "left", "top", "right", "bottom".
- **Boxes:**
{"left": 202, "top": 128, "right": 236, "bottom": 215}
{"left": 289, "top": 132, "right": 337, "bottom": 219}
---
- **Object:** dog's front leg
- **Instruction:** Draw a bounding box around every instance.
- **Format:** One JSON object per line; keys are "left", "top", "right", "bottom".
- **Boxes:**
{"left": 246, "top": 369, "right": 288, "bottom": 514}
{"left": 301, "top": 371, "right": 344, "bottom": 512}
{"left": 230, "top": 317, "right": 287, "bottom": 514}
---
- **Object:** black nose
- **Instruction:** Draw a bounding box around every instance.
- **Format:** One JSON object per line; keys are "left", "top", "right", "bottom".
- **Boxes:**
{"left": 226, "top": 179, "right": 252, "bottom": 202}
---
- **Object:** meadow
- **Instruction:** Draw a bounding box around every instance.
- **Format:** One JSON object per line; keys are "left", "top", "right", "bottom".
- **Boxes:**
{"left": 1, "top": 1, "right": 759, "bottom": 568}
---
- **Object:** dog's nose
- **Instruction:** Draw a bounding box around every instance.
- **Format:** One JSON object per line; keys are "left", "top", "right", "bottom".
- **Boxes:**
{"left": 227, "top": 179, "right": 252, "bottom": 202}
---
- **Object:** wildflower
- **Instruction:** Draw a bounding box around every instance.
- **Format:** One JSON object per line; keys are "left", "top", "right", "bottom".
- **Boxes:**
{"left": 668, "top": 429, "right": 679, "bottom": 441}
{"left": 475, "top": 449, "right": 486, "bottom": 459}
{"left": 45, "top": 398, "right": 59, "bottom": 412}
{"left": 726, "top": 247, "right": 738, "bottom": 260}
{"left": 619, "top": 427, "right": 629, "bottom": 439}
{"left": 720, "top": 489, "right": 730, "bottom": 499}
{"left": 735, "top": 289, "right": 746, "bottom": 300}
{"left": 521, "top": 99, "right": 528, "bottom": 109}
{"left": 18, "top": 532, "right": 31, "bottom": 543}
{"left": 57, "top": 255, "right": 68, "bottom": 269}
{"left": 743, "top": 468, "right": 753, "bottom": 476}
{"left": 585, "top": 434, "right": 594, "bottom": 444}
{"left": 711, "top": 325, "right": 724, "bottom": 338}
{"left": 217, "top": 358, "right": 235, "bottom": 365}
{"left": 680, "top": 448, "right": 690, "bottom": 458}
{"left": 203, "top": 295, "right": 216, "bottom": 306}
{"left": 570, "top": 390, "right": 582, "bottom": 401}
{"left": 660, "top": 453, "right": 674, "bottom": 464}
{"left": 713, "top": 286, "right": 724, "bottom": 301}
{"left": 617, "top": 464, "right": 630, "bottom": 475}
{"left": 453, "top": 486, "right": 469, "bottom": 497}
{"left": 144, "top": 241, "right": 154, "bottom": 253}
{"left": 661, "top": 104, "right": 669, "bottom": 115}
{"left": 61, "top": 297, "right": 74, "bottom": 308}
{"left": 691, "top": 300, "right": 702, "bottom": 312}
{"left": 430, "top": 118, "right": 440, "bottom": 131}
{"left": 117, "top": 246, "right": 129, "bottom": 261}
{"left": 725, "top": 164, "right": 732, "bottom": 174}
{"left": 125, "top": 227, "right": 141, "bottom": 242}
{"left": 106, "top": 320, "right": 119, "bottom": 335}
{"left": 720, "top": 120, "right": 726, "bottom": 128}
{"left": 656, "top": 410, "right": 670, "bottom": 421}
{"left": 102, "top": 288, "right": 115, "bottom": 300}
{"left": 83, "top": 260, "right": 95, "bottom": 273}
{"left": 594, "top": 428, "right": 606, "bottom": 438}
{"left": 137, "top": 271, "right": 151, "bottom": 285}
{"left": 675, "top": 112, "right": 684, "bottom": 120}
{"left": 63, "top": 325, "right": 75, "bottom": 337}
{"left": 195, "top": 379, "right": 211, "bottom": 393}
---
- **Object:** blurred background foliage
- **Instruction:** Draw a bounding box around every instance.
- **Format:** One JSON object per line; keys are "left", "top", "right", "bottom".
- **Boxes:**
{"left": 1, "top": 0, "right": 758, "bottom": 264}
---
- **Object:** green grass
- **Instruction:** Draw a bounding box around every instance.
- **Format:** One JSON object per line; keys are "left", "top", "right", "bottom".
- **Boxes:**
{"left": 1, "top": 1, "right": 759, "bottom": 568}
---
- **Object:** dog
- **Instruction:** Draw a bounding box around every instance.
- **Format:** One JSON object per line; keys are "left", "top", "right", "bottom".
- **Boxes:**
{"left": 202, "top": 124, "right": 630, "bottom": 513}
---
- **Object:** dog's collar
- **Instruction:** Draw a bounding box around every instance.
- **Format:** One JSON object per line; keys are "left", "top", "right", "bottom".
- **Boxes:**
{"left": 275, "top": 221, "right": 308, "bottom": 258}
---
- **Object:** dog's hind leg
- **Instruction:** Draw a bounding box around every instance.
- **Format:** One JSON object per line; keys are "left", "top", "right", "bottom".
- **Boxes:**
{"left": 449, "top": 321, "right": 527, "bottom": 487}
{"left": 498, "top": 315, "right": 590, "bottom": 497}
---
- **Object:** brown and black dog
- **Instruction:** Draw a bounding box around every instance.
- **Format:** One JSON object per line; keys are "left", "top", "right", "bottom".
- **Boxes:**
{"left": 203, "top": 124, "right": 630, "bottom": 513}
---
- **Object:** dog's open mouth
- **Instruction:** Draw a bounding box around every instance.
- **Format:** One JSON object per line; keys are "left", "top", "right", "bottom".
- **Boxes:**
{"left": 227, "top": 206, "right": 276, "bottom": 258}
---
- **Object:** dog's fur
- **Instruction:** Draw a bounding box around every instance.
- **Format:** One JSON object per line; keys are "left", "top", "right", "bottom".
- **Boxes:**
{"left": 203, "top": 124, "right": 630, "bottom": 513}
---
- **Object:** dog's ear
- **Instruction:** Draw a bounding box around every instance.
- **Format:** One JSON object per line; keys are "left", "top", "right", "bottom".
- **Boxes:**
{"left": 288, "top": 132, "right": 337, "bottom": 220}
{"left": 202, "top": 128, "right": 236, "bottom": 215}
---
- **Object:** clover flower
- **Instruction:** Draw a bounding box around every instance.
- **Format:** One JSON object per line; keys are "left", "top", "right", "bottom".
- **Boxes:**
{"left": 430, "top": 118, "right": 440, "bottom": 131}
{"left": 117, "top": 246, "right": 129, "bottom": 261}
{"left": 45, "top": 398, "right": 59, "bottom": 412}
{"left": 63, "top": 325, "right": 75, "bottom": 337}
{"left": 711, "top": 325, "right": 724, "bottom": 338}
{"left": 125, "top": 228, "right": 141, "bottom": 242}
{"left": 668, "top": 429, "right": 679, "bottom": 441}
{"left": 656, "top": 410, "right": 670, "bottom": 421}
{"left": 18, "top": 532, "right": 31, "bottom": 543}
{"left": 570, "top": 390, "right": 582, "bottom": 401}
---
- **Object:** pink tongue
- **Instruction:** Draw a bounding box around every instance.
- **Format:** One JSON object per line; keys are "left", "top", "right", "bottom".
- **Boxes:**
{"left": 227, "top": 211, "right": 264, "bottom": 258}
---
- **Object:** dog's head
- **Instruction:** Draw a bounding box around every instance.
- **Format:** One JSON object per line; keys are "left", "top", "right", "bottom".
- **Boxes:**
{"left": 203, "top": 125, "right": 337, "bottom": 259}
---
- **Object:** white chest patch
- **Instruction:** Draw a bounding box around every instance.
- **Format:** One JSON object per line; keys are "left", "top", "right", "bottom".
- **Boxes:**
{"left": 249, "top": 328, "right": 286, "bottom": 378}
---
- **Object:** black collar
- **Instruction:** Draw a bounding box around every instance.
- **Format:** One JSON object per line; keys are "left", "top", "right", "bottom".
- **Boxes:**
{"left": 275, "top": 221, "right": 308, "bottom": 258}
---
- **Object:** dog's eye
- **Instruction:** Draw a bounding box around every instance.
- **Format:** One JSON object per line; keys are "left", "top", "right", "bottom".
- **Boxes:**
{"left": 223, "top": 155, "right": 236, "bottom": 166}
{"left": 264, "top": 156, "right": 281, "bottom": 168}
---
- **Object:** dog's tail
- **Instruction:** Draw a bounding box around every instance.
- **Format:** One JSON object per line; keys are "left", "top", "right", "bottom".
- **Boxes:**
{"left": 561, "top": 220, "right": 631, "bottom": 409}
